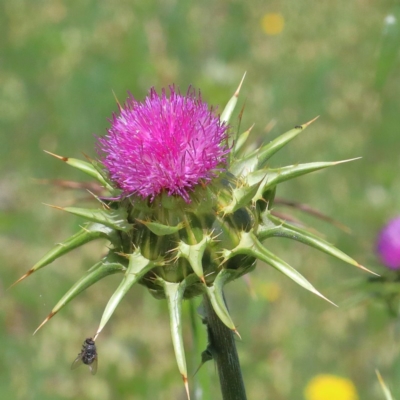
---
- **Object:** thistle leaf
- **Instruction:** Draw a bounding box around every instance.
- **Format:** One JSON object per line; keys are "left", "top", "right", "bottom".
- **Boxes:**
{"left": 60, "top": 206, "right": 133, "bottom": 232}
{"left": 229, "top": 117, "right": 318, "bottom": 177}
{"left": 229, "top": 149, "right": 258, "bottom": 178}
{"left": 177, "top": 235, "right": 211, "bottom": 281}
{"left": 220, "top": 72, "right": 246, "bottom": 126}
{"left": 12, "top": 223, "right": 115, "bottom": 286}
{"left": 233, "top": 124, "right": 254, "bottom": 156}
{"left": 33, "top": 255, "right": 126, "bottom": 334}
{"left": 257, "top": 213, "right": 377, "bottom": 275}
{"left": 204, "top": 269, "right": 239, "bottom": 334}
{"left": 87, "top": 157, "right": 116, "bottom": 189}
{"left": 44, "top": 151, "right": 112, "bottom": 190}
{"left": 219, "top": 179, "right": 264, "bottom": 215}
{"left": 157, "top": 277, "right": 196, "bottom": 400}
{"left": 193, "top": 346, "right": 214, "bottom": 376}
{"left": 247, "top": 159, "right": 360, "bottom": 190}
{"left": 224, "top": 231, "right": 336, "bottom": 305}
{"left": 255, "top": 116, "right": 319, "bottom": 169}
{"left": 95, "top": 250, "right": 157, "bottom": 337}
{"left": 137, "top": 219, "right": 185, "bottom": 236}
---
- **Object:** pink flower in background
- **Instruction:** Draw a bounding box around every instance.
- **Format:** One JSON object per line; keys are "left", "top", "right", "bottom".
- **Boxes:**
{"left": 97, "top": 87, "right": 229, "bottom": 202}
{"left": 376, "top": 216, "right": 400, "bottom": 270}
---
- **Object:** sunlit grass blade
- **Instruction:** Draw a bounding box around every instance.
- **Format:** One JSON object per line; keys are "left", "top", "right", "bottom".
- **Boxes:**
{"left": 375, "top": 10, "right": 400, "bottom": 89}
{"left": 376, "top": 370, "right": 394, "bottom": 400}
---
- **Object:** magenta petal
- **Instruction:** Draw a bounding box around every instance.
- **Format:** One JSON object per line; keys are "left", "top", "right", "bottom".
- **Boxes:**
{"left": 97, "top": 86, "right": 229, "bottom": 202}
{"left": 376, "top": 216, "right": 400, "bottom": 270}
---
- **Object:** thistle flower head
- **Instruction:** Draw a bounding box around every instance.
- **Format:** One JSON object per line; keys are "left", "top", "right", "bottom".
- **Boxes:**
{"left": 97, "top": 87, "right": 229, "bottom": 202}
{"left": 377, "top": 216, "right": 400, "bottom": 270}
{"left": 18, "top": 77, "right": 370, "bottom": 398}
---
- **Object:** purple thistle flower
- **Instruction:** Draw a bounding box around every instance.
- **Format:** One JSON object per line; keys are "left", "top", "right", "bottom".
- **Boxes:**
{"left": 376, "top": 216, "right": 400, "bottom": 270}
{"left": 97, "top": 86, "right": 230, "bottom": 202}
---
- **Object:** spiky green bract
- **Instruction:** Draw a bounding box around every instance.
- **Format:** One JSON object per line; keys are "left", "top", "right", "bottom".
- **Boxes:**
{"left": 19, "top": 79, "right": 369, "bottom": 396}
{"left": 156, "top": 275, "right": 198, "bottom": 400}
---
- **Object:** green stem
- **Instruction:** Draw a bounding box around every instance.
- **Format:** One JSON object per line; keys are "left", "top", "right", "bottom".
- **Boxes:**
{"left": 203, "top": 293, "right": 247, "bottom": 400}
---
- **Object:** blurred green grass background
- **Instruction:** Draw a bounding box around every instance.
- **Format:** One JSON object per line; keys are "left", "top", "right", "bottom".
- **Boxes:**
{"left": 1, "top": 1, "right": 400, "bottom": 399}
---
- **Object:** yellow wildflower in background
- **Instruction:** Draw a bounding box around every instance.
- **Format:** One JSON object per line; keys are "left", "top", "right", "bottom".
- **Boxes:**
{"left": 255, "top": 281, "right": 282, "bottom": 302}
{"left": 304, "top": 374, "right": 359, "bottom": 400}
{"left": 261, "top": 13, "right": 285, "bottom": 35}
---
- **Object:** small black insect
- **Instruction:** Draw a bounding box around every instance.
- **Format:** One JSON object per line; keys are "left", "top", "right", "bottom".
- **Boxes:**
{"left": 71, "top": 338, "right": 98, "bottom": 375}
{"left": 294, "top": 125, "right": 303, "bottom": 129}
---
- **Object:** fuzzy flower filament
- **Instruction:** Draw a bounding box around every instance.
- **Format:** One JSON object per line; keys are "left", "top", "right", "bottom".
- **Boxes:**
{"left": 98, "top": 87, "right": 229, "bottom": 202}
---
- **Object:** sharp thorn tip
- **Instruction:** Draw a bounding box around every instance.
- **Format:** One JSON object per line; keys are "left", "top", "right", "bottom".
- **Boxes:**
{"left": 8, "top": 270, "right": 33, "bottom": 288}
{"left": 93, "top": 328, "right": 102, "bottom": 341}
{"left": 234, "top": 329, "right": 242, "bottom": 340}
{"left": 43, "top": 150, "right": 68, "bottom": 161}
{"left": 358, "top": 264, "right": 380, "bottom": 276}
{"left": 42, "top": 203, "right": 64, "bottom": 210}
{"left": 302, "top": 115, "right": 320, "bottom": 127}
{"left": 33, "top": 313, "right": 54, "bottom": 335}
{"left": 235, "top": 72, "right": 247, "bottom": 97}
{"left": 182, "top": 375, "right": 190, "bottom": 400}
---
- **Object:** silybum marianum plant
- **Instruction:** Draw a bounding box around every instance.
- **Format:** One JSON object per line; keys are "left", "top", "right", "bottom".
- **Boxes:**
{"left": 15, "top": 76, "right": 371, "bottom": 397}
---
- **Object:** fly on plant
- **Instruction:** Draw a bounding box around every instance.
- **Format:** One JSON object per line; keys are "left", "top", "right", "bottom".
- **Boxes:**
{"left": 71, "top": 338, "right": 98, "bottom": 375}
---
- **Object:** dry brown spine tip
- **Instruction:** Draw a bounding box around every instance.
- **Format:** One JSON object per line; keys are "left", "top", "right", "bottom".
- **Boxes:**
{"left": 302, "top": 115, "right": 320, "bottom": 127}
{"left": 234, "top": 72, "right": 247, "bottom": 98}
{"left": 358, "top": 263, "right": 380, "bottom": 276}
{"left": 182, "top": 374, "right": 191, "bottom": 400}
{"left": 42, "top": 203, "right": 64, "bottom": 211}
{"left": 33, "top": 312, "right": 55, "bottom": 335}
{"left": 93, "top": 328, "right": 102, "bottom": 341}
{"left": 43, "top": 150, "right": 68, "bottom": 162}
{"left": 82, "top": 152, "right": 94, "bottom": 162}
{"left": 233, "top": 329, "right": 242, "bottom": 340}
{"left": 8, "top": 270, "right": 34, "bottom": 288}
